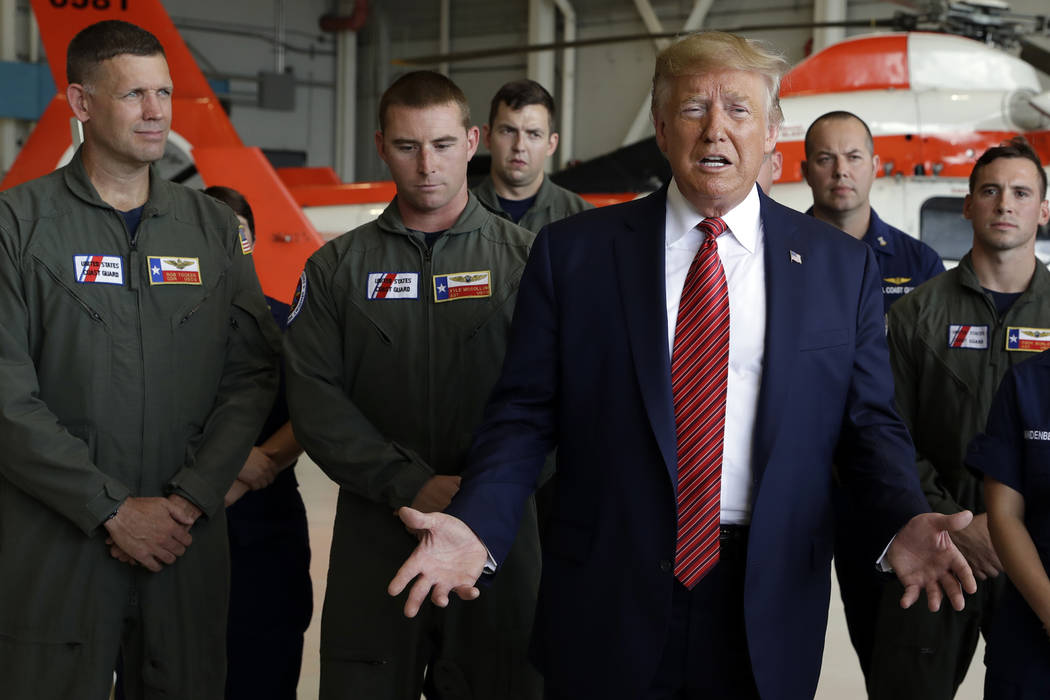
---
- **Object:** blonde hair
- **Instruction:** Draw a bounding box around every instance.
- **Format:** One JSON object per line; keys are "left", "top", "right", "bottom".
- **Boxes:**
{"left": 651, "top": 31, "right": 789, "bottom": 127}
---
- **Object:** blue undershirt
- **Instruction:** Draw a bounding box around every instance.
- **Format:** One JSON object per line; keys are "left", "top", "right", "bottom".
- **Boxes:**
{"left": 497, "top": 194, "right": 537, "bottom": 224}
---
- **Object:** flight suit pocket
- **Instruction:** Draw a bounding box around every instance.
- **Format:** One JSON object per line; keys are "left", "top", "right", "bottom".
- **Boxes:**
{"left": 170, "top": 278, "right": 229, "bottom": 418}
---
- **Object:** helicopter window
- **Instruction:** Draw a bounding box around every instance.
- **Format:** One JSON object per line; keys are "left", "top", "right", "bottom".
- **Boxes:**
{"left": 920, "top": 197, "right": 969, "bottom": 262}
{"left": 921, "top": 196, "right": 1050, "bottom": 265}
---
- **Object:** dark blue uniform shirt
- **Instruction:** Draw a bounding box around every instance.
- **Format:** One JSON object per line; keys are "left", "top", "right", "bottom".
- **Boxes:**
{"left": 967, "top": 350, "right": 1050, "bottom": 691}
{"left": 807, "top": 207, "right": 944, "bottom": 313}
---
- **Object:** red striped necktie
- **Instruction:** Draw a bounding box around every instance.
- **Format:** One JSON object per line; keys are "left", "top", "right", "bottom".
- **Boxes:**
{"left": 671, "top": 216, "right": 730, "bottom": 589}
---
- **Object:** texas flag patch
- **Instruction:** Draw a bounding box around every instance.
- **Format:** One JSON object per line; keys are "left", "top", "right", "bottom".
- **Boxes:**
{"left": 433, "top": 270, "right": 491, "bottom": 303}
{"left": 1006, "top": 326, "right": 1050, "bottom": 352}
{"left": 73, "top": 255, "right": 124, "bottom": 285}
{"left": 148, "top": 256, "right": 202, "bottom": 285}
{"left": 947, "top": 324, "right": 988, "bottom": 349}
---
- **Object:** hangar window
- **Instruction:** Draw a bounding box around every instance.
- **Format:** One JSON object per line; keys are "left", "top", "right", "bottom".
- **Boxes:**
{"left": 919, "top": 197, "right": 968, "bottom": 262}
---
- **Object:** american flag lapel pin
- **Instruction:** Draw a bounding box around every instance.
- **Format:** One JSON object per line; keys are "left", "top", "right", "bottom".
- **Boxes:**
{"left": 790, "top": 250, "right": 802, "bottom": 264}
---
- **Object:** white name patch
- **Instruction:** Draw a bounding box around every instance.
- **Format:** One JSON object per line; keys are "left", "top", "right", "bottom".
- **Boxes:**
{"left": 947, "top": 324, "right": 988, "bottom": 350}
{"left": 1024, "top": 429, "right": 1050, "bottom": 441}
{"left": 74, "top": 255, "right": 124, "bottom": 285}
{"left": 367, "top": 272, "right": 419, "bottom": 300}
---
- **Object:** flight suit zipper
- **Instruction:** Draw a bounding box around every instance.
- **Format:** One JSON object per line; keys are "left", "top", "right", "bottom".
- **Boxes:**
{"left": 421, "top": 242, "right": 435, "bottom": 466}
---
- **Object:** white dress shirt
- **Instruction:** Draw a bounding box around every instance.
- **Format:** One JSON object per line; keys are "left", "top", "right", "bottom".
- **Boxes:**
{"left": 664, "top": 180, "right": 765, "bottom": 525}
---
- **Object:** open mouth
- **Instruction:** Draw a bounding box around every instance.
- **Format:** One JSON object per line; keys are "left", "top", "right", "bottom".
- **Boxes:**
{"left": 699, "top": 156, "right": 731, "bottom": 169}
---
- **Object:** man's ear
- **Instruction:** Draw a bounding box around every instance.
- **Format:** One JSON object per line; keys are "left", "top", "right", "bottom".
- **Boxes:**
{"left": 466, "top": 125, "right": 480, "bottom": 161}
{"left": 67, "top": 83, "right": 91, "bottom": 124}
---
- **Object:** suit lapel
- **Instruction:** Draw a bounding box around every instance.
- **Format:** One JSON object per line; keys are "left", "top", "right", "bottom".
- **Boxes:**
{"left": 613, "top": 189, "right": 678, "bottom": 486}
{"left": 752, "top": 194, "right": 806, "bottom": 484}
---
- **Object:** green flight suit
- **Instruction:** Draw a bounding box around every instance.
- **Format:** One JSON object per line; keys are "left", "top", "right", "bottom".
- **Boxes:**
{"left": 868, "top": 253, "right": 1050, "bottom": 700}
{"left": 473, "top": 175, "right": 592, "bottom": 233}
{"left": 284, "top": 194, "right": 542, "bottom": 700}
{"left": 0, "top": 149, "right": 280, "bottom": 700}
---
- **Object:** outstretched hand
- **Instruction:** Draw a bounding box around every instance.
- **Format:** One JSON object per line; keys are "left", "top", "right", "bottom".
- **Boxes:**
{"left": 887, "top": 510, "right": 978, "bottom": 612}
{"left": 387, "top": 507, "right": 488, "bottom": 618}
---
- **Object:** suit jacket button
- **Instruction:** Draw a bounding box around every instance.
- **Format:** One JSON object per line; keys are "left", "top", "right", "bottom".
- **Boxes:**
{"left": 659, "top": 559, "right": 672, "bottom": 573}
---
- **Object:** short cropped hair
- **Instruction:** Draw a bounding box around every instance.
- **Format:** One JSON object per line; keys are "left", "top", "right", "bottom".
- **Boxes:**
{"left": 804, "top": 111, "right": 874, "bottom": 157}
{"left": 487, "top": 79, "right": 556, "bottom": 128}
{"left": 969, "top": 136, "right": 1048, "bottom": 200}
{"left": 651, "top": 31, "right": 789, "bottom": 128}
{"left": 67, "top": 20, "right": 165, "bottom": 86}
{"left": 203, "top": 185, "right": 255, "bottom": 238}
{"left": 378, "top": 71, "right": 470, "bottom": 132}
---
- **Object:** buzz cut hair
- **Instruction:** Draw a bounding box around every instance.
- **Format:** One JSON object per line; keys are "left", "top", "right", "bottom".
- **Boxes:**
{"left": 651, "top": 31, "right": 789, "bottom": 128}
{"left": 67, "top": 20, "right": 165, "bottom": 86}
{"left": 378, "top": 71, "right": 471, "bottom": 132}
{"left": 804, "top": 111, "right": 875, "bottom": 158}
{"left": 969, "top": 136, "right": 1048, "bottom": 200}
{"left": 487, "top": 79, "right": 556, "bottom": 129}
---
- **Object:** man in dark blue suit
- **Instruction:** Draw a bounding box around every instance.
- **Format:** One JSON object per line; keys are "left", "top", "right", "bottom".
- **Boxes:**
{"left": 389, "top": 31, "right": 976, "bottom": 699}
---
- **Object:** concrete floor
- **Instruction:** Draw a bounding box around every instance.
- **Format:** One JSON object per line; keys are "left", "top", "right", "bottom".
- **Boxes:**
{"left": 294, "top": 456, "right": 985, "bottom": 699}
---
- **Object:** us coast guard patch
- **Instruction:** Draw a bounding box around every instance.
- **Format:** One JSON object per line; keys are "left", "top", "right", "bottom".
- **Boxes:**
{"left": 433, "top": 270, "right": 491, "bottom": 303}
{"left": 947, "top": 324, "right": 988, "bottom": 350}
{"left": 1006, "top": 326, "right": 1050, "bottom": 352}
{"left": 367, "top": 272, "right": 419, "bottom": 300}
{"left": 287, "top": 270, "right": 307, "bottom": 324}
{"left": 148, "top": 256, "right": 201, "bottom": 285}
{"left": 74, "top": 255, "right": 123, "bottom": 285}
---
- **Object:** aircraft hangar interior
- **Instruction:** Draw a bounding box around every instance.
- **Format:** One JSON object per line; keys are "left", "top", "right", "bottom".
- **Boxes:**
{"left": 0, "top": 0, "right": 1049, "bottom": 698}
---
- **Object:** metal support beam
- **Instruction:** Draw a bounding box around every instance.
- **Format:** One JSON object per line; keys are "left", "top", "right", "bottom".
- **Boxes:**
{"left": 0, "top": 0, "right": 18, "bottom": 179}
{"left": 439, "top": 0, "right": 450, "bottom": 76}
{"left": 334, "top": 0, "right": 357, "bottom": 182}
{"left": 527, "top": 0, "right": 555, "bottom": 99}
{"left": 813, "top": 0, "right": 846, "bottom": 53}
{"left": 551, "top": 0, "right": 576, "bottom": 169}
{"left": 622, "top": 0, "right": 712, "bottom": 146}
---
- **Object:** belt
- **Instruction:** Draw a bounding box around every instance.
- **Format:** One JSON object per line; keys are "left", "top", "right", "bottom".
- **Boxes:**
{"left": 719, "top": 524, "right": 749, "bottom": 542}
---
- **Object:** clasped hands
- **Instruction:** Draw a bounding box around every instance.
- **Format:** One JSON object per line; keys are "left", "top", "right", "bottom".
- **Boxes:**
{"left": 103, "top": 494, "right": 202, "bottom": 572}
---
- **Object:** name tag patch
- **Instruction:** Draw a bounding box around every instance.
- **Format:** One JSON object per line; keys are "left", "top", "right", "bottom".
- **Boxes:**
{"left": 1006, "top": 326, "right": 1050, "bottom": 352}
{"left": 74, "top": 255, "right": 123, "bottom": 285}
{"left": 148, "top": 256, "right": 202, "bottom": 285}
{"left": 1024, "top": 429, "right": 1050, "bottom": 441}
{"left": 367, "top": 272, "right": 419, "bottom": 300}
{"left": 434, "top": 270, "right": 491, "bottom": 303}
{"left": 948, "top": 324, "right": 988, "bottom": 349}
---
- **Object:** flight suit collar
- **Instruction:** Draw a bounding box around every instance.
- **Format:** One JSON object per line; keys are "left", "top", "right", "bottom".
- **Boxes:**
{"left": 62, "top": 145, "right": 173, "bottom": 218}
{"left": 377, "top": 191, "right": 492, "bottom": 237}
{"left": 473, "top": 175, "right": 556, "bottom": 220}
{"left": 955, "top": 250, "right": 1050, "bottom": 306}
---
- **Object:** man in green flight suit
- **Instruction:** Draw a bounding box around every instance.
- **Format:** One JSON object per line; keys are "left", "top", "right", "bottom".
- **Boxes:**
{"left": 0, "top": 20, "right": 279, "bottom": 699}
{"left": 868, "top": 137, "right": 1050, "bottom": 699}
{"left": 284, "top": 71, "right": 542, "bottom": 700}
{"left": 472, "top": 79, "right": 591, "bottom": 233}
